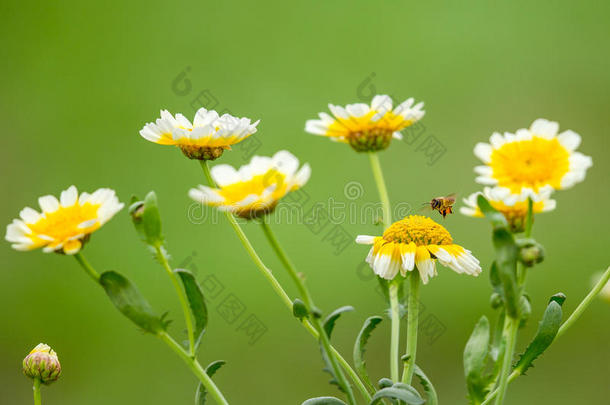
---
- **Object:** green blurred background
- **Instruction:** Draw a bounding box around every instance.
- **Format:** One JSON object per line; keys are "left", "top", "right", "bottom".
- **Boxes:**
{"left": 1, "top": 1, "right": 608, "bottom": 404}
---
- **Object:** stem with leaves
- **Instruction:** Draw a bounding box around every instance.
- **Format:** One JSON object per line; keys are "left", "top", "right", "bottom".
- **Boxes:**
{"left": 73, "top": 253, "right": 228, "bottom": 405}
{"left": 154, "top": 246, "right": 196, "bottom": 357}
{"left": 260, "top": 219, "right": 357, "bottom": 404}
{"left": 199, "top": 161, "right": 370, "bottom": 401}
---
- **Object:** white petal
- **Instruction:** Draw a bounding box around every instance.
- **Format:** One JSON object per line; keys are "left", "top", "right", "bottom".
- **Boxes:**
{"left": 60, "top": 186, "right": 78, "bottom": 207}
{"left": 474, "top": 143, "right": 492, "bottom": 163}
{"left": 557, "top": 130, "right": 581, "bottom": 151}
{"left": 38, "top": 195, "right": 60, "bottom": 213}
{"left": 355, "top": 235, "right": 375, "bottom": 245}
{"left": 211, "top": 164, "right": 240, "bottom": 186}
{"left": 272, "top": 150, "right": 299, "bottom": 176}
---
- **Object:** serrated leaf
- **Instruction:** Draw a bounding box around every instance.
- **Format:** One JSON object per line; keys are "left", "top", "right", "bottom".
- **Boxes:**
{"left": 370, "top": 383, "right": 424, "bottom": 405}
{"left": 464, "top": 316, "right": 490, "bottom": 403}
{"left": 353, "top": 316, "right": 383, "bottom": 391}
{"left": 130, "top": 191, "right": 163, "bottom": 247}
{"left": 100, "top": 271, "right": 165, "bottom": 334}
{"left": 513, "top": 299, "right": 564, "bottom": 375}
{"left": 175, "top": 268, "right": 208, "bottom": 352}
{"left": 293, "top": 298, "right": 309, "bottom": 320}
{"left": 323, "top": 306, "right": 354, "bottom": 338}
{"left": 195, "top": 360, "right": 227, "bottom": 405}
{"left": 414, "top": 365, "right": 438, "bottom": 405}
{"left": 302, "top": 397, "right": 347, "bottom": 405}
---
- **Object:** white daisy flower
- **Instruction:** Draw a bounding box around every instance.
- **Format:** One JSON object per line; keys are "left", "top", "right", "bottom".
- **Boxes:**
{"left": 356, "top": 215, "right": 481, "bottom": 284}
{"left": 460, "top": 187, "right": 556, "bottom": 232}
{"left": 5, "top": 186, "right": 124, "bottom": 255}
{"left": 473, "top": 118, "right": 592, "bottom": 196}
{"left": 139, "top": 108, "right": 259, "bottom": 160}
{"left": 189, "top": 150, "right": 311, "bottom": 219}
{"left": 305, "top": 94, "right": 425, "bottom": 152}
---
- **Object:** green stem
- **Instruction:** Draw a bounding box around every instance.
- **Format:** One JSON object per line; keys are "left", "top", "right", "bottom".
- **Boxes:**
{"left": 260, "top": 220, "right": 357, "bottom": 405}
{"left": 158, "top": 331, "right": 228, "bottom": 405}
{"left": 557, "top": 265, "right": 610, "bottom": 339}
{"left": 33, "top": 378, "right": 41, "bottom": 405}
{"left": 388, "top": 282, "right": 400, "bottom": 382}
{"left": 483, "top": 267, "right": 610, "bottom": 404}
{"left": 155, "top": 246, "right": 196, "bottom": 357}
{"left": 525, "top": 197, "right": 533, "bottom": 238}
{"left": 74, "top": 252, "right": 100, "bottom": 283}
{"left": 199, "top": 161, "right": 371, "bottom": 401}
{"left": 74, "top": 253, "right": 229, "bottom": 403}
{"left": 368, "top": 152, "right": 392, "bottom": 228}
{"left": 494, "top": 317, "right": 518, "bottom": 405}
{"left": 402, "top": 272, "right": 420, "bottom": 384}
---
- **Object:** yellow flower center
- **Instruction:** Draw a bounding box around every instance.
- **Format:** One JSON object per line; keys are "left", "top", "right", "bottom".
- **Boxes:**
{"left": 217, "top": 170, "right": 290, "bottom": 203}
{"left": 28, "top": 203, "right": 101, "bottom": 242}
{"left": 489, "top": 137, "right": 570, "bottom": 192}
{"left": 382, "top": 215, "right": 453, "bottom": 245}
{"left": 327, "top": 110, "right": 413, "bottom": 139}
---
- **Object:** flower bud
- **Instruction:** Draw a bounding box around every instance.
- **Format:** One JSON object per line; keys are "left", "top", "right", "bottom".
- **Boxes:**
{"left": 490, "top": 292, "right": 503, "bottom": 309}
{"left": 23, "top": 343, "right": 61, "bottom": 384}
{"left": 516, "top": 238, "right": 545, "bottom": 267}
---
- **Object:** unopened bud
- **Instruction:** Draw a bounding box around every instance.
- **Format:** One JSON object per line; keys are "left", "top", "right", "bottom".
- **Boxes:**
{"left": 23, "top": 343, "right": 61, "bottom": 384}
{"left": 517, "top": 238, "right": 545, "bottom": 267}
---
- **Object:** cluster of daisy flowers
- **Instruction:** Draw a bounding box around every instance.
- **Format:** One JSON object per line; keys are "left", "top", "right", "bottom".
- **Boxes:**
{"left": 461, "top": 118, "right": 593, "bottom": 231}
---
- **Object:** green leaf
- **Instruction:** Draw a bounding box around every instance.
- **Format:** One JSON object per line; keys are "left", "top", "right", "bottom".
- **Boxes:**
{"left": 323, "top": 306, "right": 354, "bottom": 338}
{"left": 513, "top": 298, "right": 564, "bottom": 375}
{"left": 130, "top": 191, "right": 163, "bottom": 247}
{"left": 99, "top": 271, "right": 165, "bottom": 334}
{"left": 302, "top": 397, "right": 347, "bottom": 405}
{"left": 477, "top": 195, "right": 509, "bottom": 229}
{"left": 293, "top": 298, "right": 309, "bottom": 321}
{"left": 414, "top": 365, "right": 438, "bottom": 405}
{"left": 353, "top": 316, "right": 383, "bottom": 391}
{"left": 370, "top": 383, "right": 425, "bottom": 405}
{"left": 518, "top": 294, "right": 532, "bottom": 328}
{"left": 463, "top": 316, "right": 490, "bottom": 403}
{"left": 175, "top": 268, "right": 208, "bottom": 351}
{"left": 195, "top": 360, "right": 226, "bottom": 405}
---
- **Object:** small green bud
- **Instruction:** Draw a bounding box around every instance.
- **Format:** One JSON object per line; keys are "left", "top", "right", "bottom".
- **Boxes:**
{"left": 490, "top": 292, "right": 503, "bottom": 309}
{"left": 516, "top": 238, "right": 545, "bottom": 267}
{"left": 129, "top": 192, "right": 163, "bottom": 247}
{"left": 23, "top": 343, "right": 61, "bottom": 384}
{"left": 518, "top": 294, "right": 532, "bottom": 328}
{"left": 378, "top": 377, "right": 394, "bottom": 388}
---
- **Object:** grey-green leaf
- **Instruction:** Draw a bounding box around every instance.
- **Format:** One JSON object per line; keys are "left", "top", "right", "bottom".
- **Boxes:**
{"left": 370, "top": 383, "right": 425, "bottom": 405}
{"left": 302, "top": 397, "right": 347, "bottom": 405}
{"left": 100, "top": 271, "right": 165, "bottom": 334}
{"left": 323, "top": 306, "right": 355, "bottom": 338}
{"left": 175, "top": 268, "right": 208, "bottom": 351}
{"left": 513, "top": 298, "right": 564, "bottom": 375}
{"left": 195, "top": 360, "right": 226, "bottom": 405}
{"left": 464, "top": 316, "right": 490, "bottom": 403}
{"left": 414, "top": 365, "right": 438, "bottom": 405}
{"left": 353, "top": 316, "right": 383, "bottom": 391}
{"left": 293, "top": 298, "right": 309, "bottom": 320}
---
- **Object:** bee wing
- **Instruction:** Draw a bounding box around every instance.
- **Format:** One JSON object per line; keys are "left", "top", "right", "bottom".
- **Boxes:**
{"left": 445, "top": 193, "right": 457, "bottom": 203}
{"left": 419, "top": 204, "right": 433, "bottom": 212}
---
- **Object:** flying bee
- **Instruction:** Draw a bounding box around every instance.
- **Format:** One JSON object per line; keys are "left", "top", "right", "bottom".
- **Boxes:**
{"left": 421, "top": 193, "right": 456, "bottom": 219}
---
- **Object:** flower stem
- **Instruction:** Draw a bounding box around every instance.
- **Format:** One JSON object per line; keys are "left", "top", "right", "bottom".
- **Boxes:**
{"left": 199, "top": 160, "right": 371, "bottom": 401}
{"left": 557, "top": 265, "right": 610, "bottom": 339}
{"left": 154, "top": 246, "right": 196, "bottom": 357}
{"left": 494, "top": 317, "right": 518, "bottom": 405}
{"left": 402, "top": 272, "right": 420, "bottom": 385}
{"left": 73, "top": 253, "right": 229, "bottom": 403}
{"left": 483, "top": 266, "right": 610, "bottom": 404}
{"left": 368, "top": 152, "right": 392, "bottom": 228}
{"left": 525, "top": 197, "right": 533, "bottom": 238}
{"left": 158, "top": 331, "right": 229, "bottom": 405}
{"left": 260, "top": 220, "right": 357, "bottom": 405}
{"left": 388, "top": 282, "right": 400, "bottom": 382}
{"left": 74, "top": 252, "right": 100, "bottom": 283}
{"left": 33, "top": 378, "right": 41, "bottom": 405}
